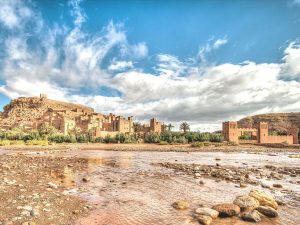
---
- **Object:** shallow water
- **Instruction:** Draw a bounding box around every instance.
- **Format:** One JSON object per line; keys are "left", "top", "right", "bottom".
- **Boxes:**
{"left": 1, "top": 149, "right": 299, "bottom": 224}
{"left": 50, "top": 150, "right": 299, "bottom": 225}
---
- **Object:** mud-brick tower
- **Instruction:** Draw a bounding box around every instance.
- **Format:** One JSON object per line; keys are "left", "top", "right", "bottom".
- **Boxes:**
{"left": 258, "top": 122, "right": 268, "bottom": 143}
{"left": 288, "top": 127, "right": 299, "bottom": 144}
{"left": 222, "top": 121, "right": 239, "bottom": 143}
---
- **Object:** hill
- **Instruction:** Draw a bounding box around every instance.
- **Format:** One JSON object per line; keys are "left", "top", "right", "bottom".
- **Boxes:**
{"left": 238, "top": 113, "right": 300, "bottom": 131}
{"left": 0, "top": 94, "right": 95, "bottom": 130}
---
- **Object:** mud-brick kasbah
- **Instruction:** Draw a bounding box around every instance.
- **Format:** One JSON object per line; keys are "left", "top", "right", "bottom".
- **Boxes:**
{"left": 0, "top": 94, "right": 165, "bottom": 138}
{"left": 0, "top": 94, "right": 299, "bottom": 145}
{"left": 222, "top": 121, "right": 298, "bottom": 145}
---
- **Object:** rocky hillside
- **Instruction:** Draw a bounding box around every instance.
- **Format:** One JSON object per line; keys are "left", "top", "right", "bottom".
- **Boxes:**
{"left": 238, "top": 113, "right": 300, "bottom": 131}
{"left": 0, "top": 95, "right": 94, "bottom": 129}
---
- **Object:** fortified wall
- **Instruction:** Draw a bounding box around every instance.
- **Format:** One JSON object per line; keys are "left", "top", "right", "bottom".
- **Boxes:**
{"left": 222, "top": 121, "right": 298, "bottom": 145}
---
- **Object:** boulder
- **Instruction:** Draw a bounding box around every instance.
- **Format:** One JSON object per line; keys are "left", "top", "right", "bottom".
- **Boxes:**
{"left": 172, "top": 200, "right": 189, "bottom": 210}
{"left": 195, "top": 215, "right": 213, "bottom": 225}
{"left": 212, "top": 203, "right": 240, "bottom": 217}
{"left": 195, "top": 207, "right": 219, "bottom": 219}
{"left": 233, "top": 195, "right": 259, "bottom": 209}
{"left": 249, "top": 190, "right": 278, "bottom": 209}
{"left": 256, "top": 206, "right": 278, "bottom": 218}
{"left": 241, "top": 209, "right": 261, "bottom": 222}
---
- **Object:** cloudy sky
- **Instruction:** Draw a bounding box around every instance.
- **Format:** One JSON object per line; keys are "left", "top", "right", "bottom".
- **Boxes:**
{"left": 0, "top": 0, "right": 300, "bottom": 131}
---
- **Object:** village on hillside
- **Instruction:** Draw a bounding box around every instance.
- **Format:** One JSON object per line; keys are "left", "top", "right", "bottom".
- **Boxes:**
{"left": 0, "top": 94, "right": 299, "bottom": 146}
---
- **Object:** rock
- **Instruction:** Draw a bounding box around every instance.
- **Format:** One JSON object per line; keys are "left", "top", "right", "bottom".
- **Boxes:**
{"left": 240, "top": 183, "right": 247, "bottom": 188}
{"left": 30, "top": 209, "right": 39, "bottom": 216}
{"left": 47, "top": 182, "right": 58, "bottom": 189}
{"left": 195, "top": 215, "right": 213, "bottom": 225}
{"left": 195, "top": 207, "right": 219, "bottom": 219}
{"left": 172, "top": 200, "right": 190, "bottom": 210}
{"left": 212, "top": 203, "right": 240, "bottom": 217}
{"left": 199, "top": 180, "right": 205, "bottom": 185}
{"left": 22, "top": 222, "right": 36, "bottom": 225}
{"left": 249, "top": 190, "right": 278, "bottom": 209}
{"left": 233, "top": 195, "right": 259, "bottom": 209}
{"left": 82, "top": 177, "right": 90, "bottom": 182}
{"left": 256, "top": 206, "right": 278, "bottom": 218}
{"left": 241, "top": 209, "right": 261, "bottom": 222}
{"left": 273, "top": 183, "right": 282, "bottom": 188}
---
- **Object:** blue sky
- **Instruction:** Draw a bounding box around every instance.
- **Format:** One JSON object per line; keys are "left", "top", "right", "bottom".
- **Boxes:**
{"left": 0, "top": 0, "right": 300, "bottom": 131}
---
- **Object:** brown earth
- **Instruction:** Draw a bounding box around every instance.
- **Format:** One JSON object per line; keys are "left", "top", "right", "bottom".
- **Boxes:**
{"left": 0, "top": 154, "right": 93, "bottom": 225}
{"left": 238, "top": 112, "right": 300, "bottom": 131}
{"left": 2, "top": 143, "right": 300, "bottom": 153}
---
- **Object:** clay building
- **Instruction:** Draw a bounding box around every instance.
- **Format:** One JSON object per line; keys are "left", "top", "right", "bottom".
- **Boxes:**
{"left": 223, "top": 121, "right": 298, "bottom": 145}
{"left": 0, "top": 94, "right": 165, "bottom": 138}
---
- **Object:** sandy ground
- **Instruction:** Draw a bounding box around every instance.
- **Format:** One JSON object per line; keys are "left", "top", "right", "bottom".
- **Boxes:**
{"left": 2, "top": 142, "right": 300, "bottom": 153}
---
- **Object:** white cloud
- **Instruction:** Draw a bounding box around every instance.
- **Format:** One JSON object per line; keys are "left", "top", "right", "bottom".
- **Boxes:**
{"left": 280, "top": 41, "right": 300, "bottom": 80}
{"left": 198, "top": 37, "right": 228, "bottom": 63}
{"left": 108, "top": 60, "right": 133, "bottom": 71}
{"left": 0, "top": 0, "right": 33, "bottom": 29}
{"left": 0, "top": 1, "right": 300, "bottom": 132}
{"left": 131, "top": 42, "right": 148, "bottom": 58}
{"left": 213, "top": 38, "right": 228, "bottom": 49}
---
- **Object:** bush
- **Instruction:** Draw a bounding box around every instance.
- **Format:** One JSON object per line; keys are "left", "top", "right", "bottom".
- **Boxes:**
{"left": 228, "top": 141, "right": 238, "bottom": 146}
{"left": 9, "top": 140, "right": 25, "bottom": 145}
{"left": 214, "top": 143, "right": 223, "bottom": 147}
{"left": 209, "top": 133, "right": 224, "bottom": 142}
{"left": 203, "top": 142, "right": 212, "bottom": 146}
{"left": 159, "top": 141, "right": 169, "bottom": 145}
{"left": 0, "top": 140, "right": 10, "bottom": 146}
{"left": 23, "top": 130, "right": 41, "bottom": 141}
{"left": 145, "top": 132, "right": 161, "bottom": 143}
{"left": 191, "top": 142, "right": 204, "bottom": 147}
{"left": 26, "top": 140, "right": 48, "bottom": 146}
{"left": 104, "top": 135, "right": 117, "bottom": 143}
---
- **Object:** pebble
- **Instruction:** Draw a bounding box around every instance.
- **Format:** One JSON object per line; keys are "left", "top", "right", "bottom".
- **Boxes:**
{"left": 172, "top": 200, "right": 190, "bottom": 210}
{"left": 212, "top": 203, "right": 240, "bottom": 217}
{"left": 256, "top": 206, "right": 278, "bottom": 218}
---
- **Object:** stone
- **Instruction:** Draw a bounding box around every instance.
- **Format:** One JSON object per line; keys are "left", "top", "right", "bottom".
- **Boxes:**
{"left": 249, "top": 190, "right": 278, "bottom": 209}
{"left": 172, "top": 200, "right": 190, "bottom": 210}
{"left": 241, "top": 209, "right": 261, "bottom": 222}
{"left": 195, "top": 215, "right": 213, "bottom": 225}
{"left": 47, "top": 182, "right": 58, "bottom": 189}
{"left": 273, "top": 183, "right": 283, "bottom": 188}
{"left": 30, "top": 209, "right": 39, "bottom": 216}
{"left": 256, "top": 206, "right": 278, "bottom": 218}
{"left": 233, "top": 195, "right": 259, "bottom": 209}
{"left": 82, "top": 177, "right": 90, "bottom": 182}
{"left": 195, "top": 207, "right": 219, "bottom": 219}
{"left": 22, "top": 222, "right": 36, "bottom": 225}
{"left": 212, "top": 203, "right": 240, "bottom": 217}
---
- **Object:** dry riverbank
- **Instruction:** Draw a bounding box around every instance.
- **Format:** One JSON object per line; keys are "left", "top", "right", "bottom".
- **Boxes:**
{"left": 2, "top": 142, "right": 300, "bottom": 153}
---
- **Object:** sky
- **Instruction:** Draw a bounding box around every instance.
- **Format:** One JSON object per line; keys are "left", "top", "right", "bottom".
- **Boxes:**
{"left": 0, "top": 0, "right": 300, "bottom": 131}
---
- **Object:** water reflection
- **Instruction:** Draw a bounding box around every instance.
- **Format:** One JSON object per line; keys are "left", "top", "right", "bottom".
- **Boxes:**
{"left": 43, "top": 150, "right": 299, "bottom": 225}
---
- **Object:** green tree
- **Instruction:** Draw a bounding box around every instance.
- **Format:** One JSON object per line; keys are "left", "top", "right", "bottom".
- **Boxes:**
{"left": 166, "top": 123, "right": 174, "bottom": 131}
{"left": 71, "top": 127, "right": 82, "bottom": 139}
{"left": 180, "top": 122, "right": 190, "bottom": 133}
{"left": 38, "top": 123, "right": 58, "bottom": 139}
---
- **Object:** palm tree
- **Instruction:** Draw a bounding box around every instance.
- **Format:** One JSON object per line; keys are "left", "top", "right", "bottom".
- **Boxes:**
{"left": 166, "top": 123, "right": 174, "bottom": 131}
{"left": 180, "top": 122, "right": 190, "bottom": 133}
{"left": 71, "top": 127, "right": 82, "bottom": 139}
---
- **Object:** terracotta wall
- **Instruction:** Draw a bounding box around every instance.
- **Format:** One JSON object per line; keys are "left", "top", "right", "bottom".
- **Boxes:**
{"left": 265, "top": 135, "right": 293, "bottom": 145}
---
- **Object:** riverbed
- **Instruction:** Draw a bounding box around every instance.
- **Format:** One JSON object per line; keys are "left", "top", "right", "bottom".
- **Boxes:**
{"left": 0, "top": 148, "right": 299, "bottom": 225}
